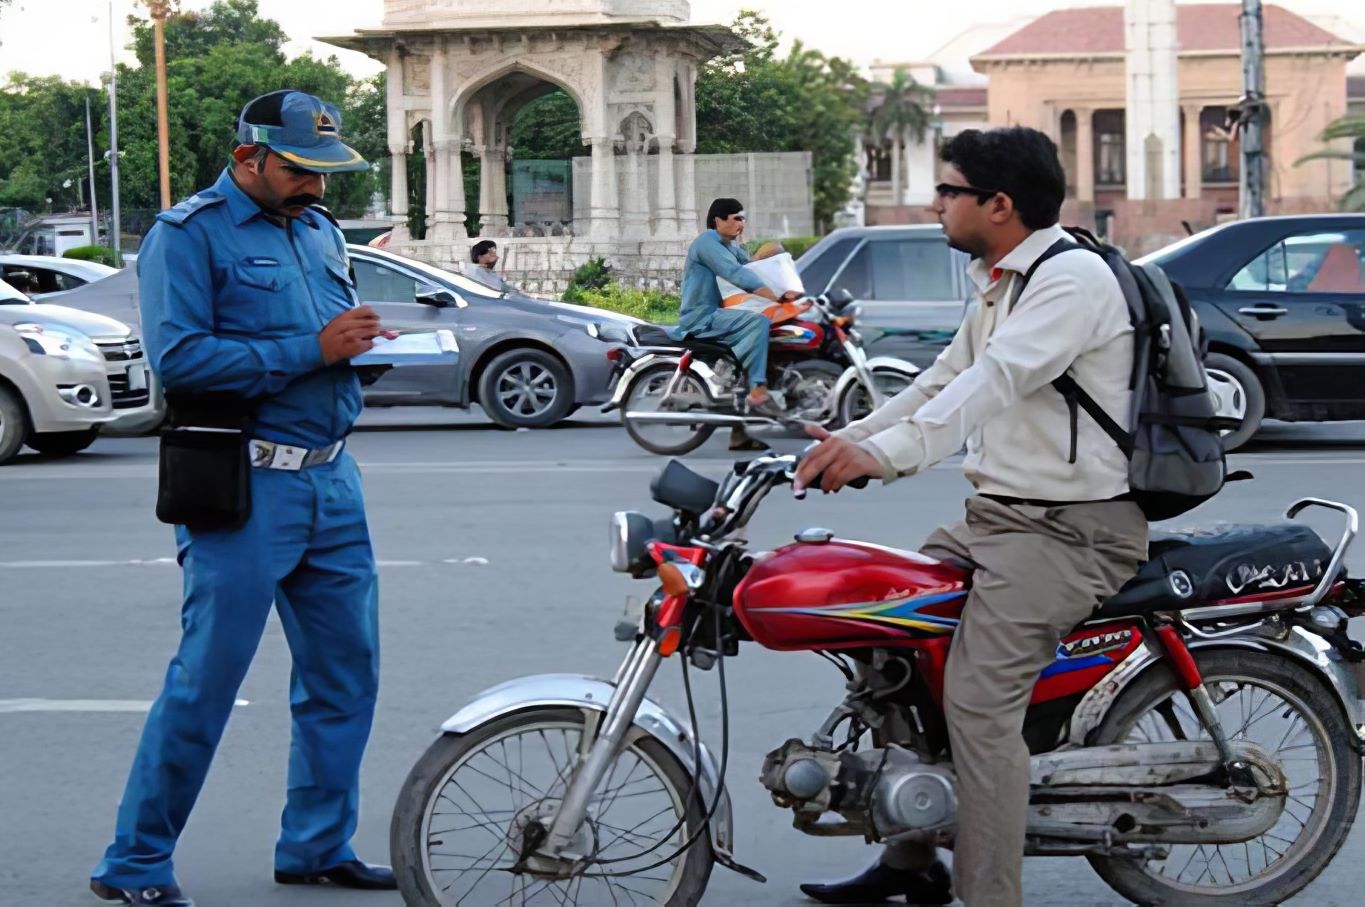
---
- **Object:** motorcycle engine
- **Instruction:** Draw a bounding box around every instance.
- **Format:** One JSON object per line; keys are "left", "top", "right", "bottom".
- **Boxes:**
{"left": 760, "top": 739, "right": 957, "bottom": 839}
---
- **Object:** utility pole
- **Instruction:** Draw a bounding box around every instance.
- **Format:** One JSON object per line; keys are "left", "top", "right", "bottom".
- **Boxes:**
{"left": 85, "top": 94, "right": 101, "bottom": 245}
{"left": 149, "top": 0, "right": 172, "bottom": 210}
{"left": 107, "top": 0, "right": 122, "bottom": 259}
{"left": 1236, "top": 0, "right": 1267, "bottom": 218}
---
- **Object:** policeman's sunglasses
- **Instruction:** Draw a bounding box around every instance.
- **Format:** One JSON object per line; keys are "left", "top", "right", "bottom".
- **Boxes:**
{"left": 260, "top": 148, "right": 321, "bottom": 178}
{"left": 935, "top": 182, "right": 1000, "bottom": 203}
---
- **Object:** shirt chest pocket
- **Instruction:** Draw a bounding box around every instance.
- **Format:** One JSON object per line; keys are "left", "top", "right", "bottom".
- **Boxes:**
{"left": 218, "top": 258, "right": 307, "bottom": 333}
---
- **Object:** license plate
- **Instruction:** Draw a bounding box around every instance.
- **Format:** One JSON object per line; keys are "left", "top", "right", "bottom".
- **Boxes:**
{"left": 127, "top": 364, "right": 147, "bottom": 391}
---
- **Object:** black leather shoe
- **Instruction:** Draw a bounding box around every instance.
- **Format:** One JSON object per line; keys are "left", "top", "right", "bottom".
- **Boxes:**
{"left": 274, "top": 859, "right": 397, "bottom": 890}
{"left": 90, "top": 880, "right": 194, "bottom": 906}
{"left": 799, "top": 858, "right": 953, "bottom": 905}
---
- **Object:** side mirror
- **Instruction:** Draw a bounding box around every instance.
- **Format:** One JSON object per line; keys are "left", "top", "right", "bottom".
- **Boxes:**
{"left": 416, "top": 286, "right": 457, "bottom": 308}
{"left": 826, "top": 288, "right": 854, "bottom": 307}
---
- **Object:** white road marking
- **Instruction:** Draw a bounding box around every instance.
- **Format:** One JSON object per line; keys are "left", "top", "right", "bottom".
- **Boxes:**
{"left": 0, "top": 698, "right": 250, "bottom": 714}
{"left": 0, "top": 558, "right": 488, "bottom": 569}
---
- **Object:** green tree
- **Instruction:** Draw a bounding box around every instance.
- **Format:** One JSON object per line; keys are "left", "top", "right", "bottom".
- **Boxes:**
{"left": 695, "top": 11, "right": 867, "bottom": 230}
{"left": 1297, "top": 114, "right": 1365, "bottom": 211}
{"left": 868, "top": 67, "right": 933, "bottom": 205}
{"left": 509, "top": 90, "right": 583, "bottom": 160}
{"left": 0, "top": 75, "right": 102, "bottom": 211}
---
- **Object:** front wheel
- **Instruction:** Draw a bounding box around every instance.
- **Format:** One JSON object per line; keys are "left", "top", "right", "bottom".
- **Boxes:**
{"left": 1087, "top": 649, "right": 1360, "bottom": 906}
{"left": 621, "top": 363, "right": 717, "bottom": 456}
{"left": 478, "top": 349, "right": 576, "bottom": 428}
{"left": 391, "top": 707, "right": 714, "bottom": 906}
{"left": 837, "top": 366, "right": 916, "bottom": 426}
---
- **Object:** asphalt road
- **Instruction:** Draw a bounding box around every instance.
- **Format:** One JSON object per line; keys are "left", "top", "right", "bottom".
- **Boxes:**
{"left": 6, "top": 408, "right": 1365, "bottom": 906}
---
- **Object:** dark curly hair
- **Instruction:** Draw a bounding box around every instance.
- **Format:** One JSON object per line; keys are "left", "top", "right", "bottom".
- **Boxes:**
{"left": 939, "top": 127, "right": 1066, "bottom": 230}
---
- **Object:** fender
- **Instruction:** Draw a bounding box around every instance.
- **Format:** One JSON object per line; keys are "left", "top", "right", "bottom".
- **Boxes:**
{"left": 440, "top": 672, "right": 747, "bottom": 873}
{"left": 832, "top": 355, "right": 920, "bottom": 405}
{"left": 1067, "top": 627, "right": 1364, "bottom": 750}
{"left": 604, "top": 354, "right": 725, "bottom": 410}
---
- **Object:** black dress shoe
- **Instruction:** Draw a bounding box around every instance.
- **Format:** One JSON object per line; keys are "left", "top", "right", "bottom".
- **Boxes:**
{"left": 90, "top": 880, "right": 194, "bottom": 907}
{"left": 274, "top": 859, "right": 397, "bottom": 890}
{"left": 799, "top": 858, "right": 953, "bottom": 905}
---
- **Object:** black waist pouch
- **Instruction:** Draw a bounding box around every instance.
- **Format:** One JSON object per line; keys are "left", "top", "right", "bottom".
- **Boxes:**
{"left": 156, "top": 393, "right": 257, "bottom": 531}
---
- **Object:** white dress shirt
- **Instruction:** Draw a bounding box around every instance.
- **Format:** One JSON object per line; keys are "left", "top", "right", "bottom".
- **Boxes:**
{"left": 834, "top": 223, "right": 1133, "bottom": 502}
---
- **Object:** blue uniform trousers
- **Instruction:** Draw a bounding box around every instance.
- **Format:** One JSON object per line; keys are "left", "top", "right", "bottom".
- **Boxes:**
{"left": 93, "top": 453, "right": 379, "bottom": 888}
{"left": 675, "top": 308, "right": 770, "bottom": 390}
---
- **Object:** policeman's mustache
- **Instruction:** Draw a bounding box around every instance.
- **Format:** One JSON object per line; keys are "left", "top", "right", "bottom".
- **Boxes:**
{"left": 283, "top": 194, "right": 323, "bottom": 208}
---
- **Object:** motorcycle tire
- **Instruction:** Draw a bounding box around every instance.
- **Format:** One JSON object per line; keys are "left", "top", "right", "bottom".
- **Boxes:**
{"left": 1086, "top": 649, "right": 1360, "bottom": 906}
{"left": 836, "top": 365, "right": 916, "bottom": 427}
{"left": 621, "top": 362, "right": 717, "bottom": 456}
{"left": 390, "top": 706, "right": 714, "bottom": 907}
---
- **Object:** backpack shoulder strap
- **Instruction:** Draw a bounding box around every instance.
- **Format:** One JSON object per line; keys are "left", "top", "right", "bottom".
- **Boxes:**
{"left": 1053, "top": 372, "right": 1135, "bottom": 458}
{"left": 1018, "top": 237, "right": 1080, "bottom": 291}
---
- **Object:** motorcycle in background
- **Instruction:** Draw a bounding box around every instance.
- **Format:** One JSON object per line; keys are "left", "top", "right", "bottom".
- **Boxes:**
{"left": 603, "top": 290, "right": 919, "bottom": 455}
{"left": 390, "top": 452, "right": 1365, "bottom": 906}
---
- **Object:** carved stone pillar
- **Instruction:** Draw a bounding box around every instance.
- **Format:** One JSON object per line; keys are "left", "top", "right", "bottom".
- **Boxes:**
{"left": 477, "top": 146, "right": 509, "bottom": 236}
{"left": 427, "top": 139, "right": 467, "bottom": 242}
{"left": 588, "top": 136, "right": 620, "bottom": 241}
{"left": 654, "top": 135, "right": 678, "bottom": 238}
{"left": 388, "top": 145, "right": 411, "bottom": 242}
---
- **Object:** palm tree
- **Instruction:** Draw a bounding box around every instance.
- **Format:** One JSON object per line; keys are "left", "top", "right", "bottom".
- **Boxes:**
{"left": 1296, "top": 113, "right": 1365, "bottom": 211}
{"left": 868, "top": 68, "right": 933, "bottom": 204}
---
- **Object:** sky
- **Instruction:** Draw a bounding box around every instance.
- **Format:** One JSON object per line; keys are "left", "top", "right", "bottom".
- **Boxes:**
{"left": 0, "top": 0, "right": 1361, "bottom": 88}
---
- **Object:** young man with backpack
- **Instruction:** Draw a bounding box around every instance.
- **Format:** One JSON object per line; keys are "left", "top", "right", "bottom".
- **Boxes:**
{"left": 795, "top": 125, "right": 1222, "bottom": 906}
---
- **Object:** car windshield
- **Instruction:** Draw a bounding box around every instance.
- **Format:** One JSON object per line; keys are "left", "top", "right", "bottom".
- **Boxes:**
{"left": 0, "top": 277, "right": 32, "bottom": 305}
{"left": 1133, "top": 226, "right": 1221, "bottom": 267}
{"left": 353, "top": 247, "right": 505, "bottom": 299}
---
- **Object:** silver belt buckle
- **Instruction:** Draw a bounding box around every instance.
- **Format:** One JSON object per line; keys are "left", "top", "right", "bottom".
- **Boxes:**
{"left": 273, "top": 444, "right": 306, "bottom": 471}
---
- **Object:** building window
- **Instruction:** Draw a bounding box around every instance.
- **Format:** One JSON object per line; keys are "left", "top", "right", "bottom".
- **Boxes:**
{"left": 1355, "top": 138, "right": 1365, "bottom": 186}
{"left": 1201, "top": 107, "right": 1238, "bottom": 184}
{"left": 1094, "top": 110, "right": 1126, "bottom": 186}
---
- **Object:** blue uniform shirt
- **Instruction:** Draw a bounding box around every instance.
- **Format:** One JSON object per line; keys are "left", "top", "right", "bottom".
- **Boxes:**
{"left": 676, "top": 229, "right": 767, "bottom": 335}
{"left": 138, "top": 168, "right": 362, "bottom": 449}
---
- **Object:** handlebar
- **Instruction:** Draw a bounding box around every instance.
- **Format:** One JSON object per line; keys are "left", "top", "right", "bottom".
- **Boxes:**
{"left": 699, "top": 450, "right": 870, "bottom": 539}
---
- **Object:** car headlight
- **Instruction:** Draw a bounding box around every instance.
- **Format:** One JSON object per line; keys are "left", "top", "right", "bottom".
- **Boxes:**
{"left": 12, "top": 322, "right": 103, "bottom": 362}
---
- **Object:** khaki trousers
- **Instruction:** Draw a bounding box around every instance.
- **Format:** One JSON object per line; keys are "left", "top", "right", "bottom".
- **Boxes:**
{"left": 884, "top": 495, "right": 1148, "bottom": 907}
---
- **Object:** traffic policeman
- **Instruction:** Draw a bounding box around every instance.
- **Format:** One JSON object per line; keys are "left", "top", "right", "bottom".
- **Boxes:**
{"left": 91, "top": 90, "right": 395, "bottom": 907}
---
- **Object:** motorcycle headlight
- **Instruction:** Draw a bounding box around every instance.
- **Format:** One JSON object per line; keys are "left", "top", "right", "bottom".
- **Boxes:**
{"left": 12, "top": 322, "right": 102, "bottom": 362}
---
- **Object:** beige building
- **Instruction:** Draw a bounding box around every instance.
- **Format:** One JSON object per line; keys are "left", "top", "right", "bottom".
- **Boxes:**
{"left": 968, "top": 3, "right": 1362, "bottom": 254}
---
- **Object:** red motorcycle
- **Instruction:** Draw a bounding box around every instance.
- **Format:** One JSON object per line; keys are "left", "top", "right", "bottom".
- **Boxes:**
{"left": 391, "top": 454, "right": 1365, "bottom": 906}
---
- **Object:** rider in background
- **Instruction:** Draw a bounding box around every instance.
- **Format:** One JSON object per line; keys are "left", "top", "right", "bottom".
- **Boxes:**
{"left": 675, "top": 197, "right": 800, "bottom": 419}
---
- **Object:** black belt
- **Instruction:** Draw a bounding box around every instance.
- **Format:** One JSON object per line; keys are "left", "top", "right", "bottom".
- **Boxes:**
{"left": 980, "top": 492, "right": 1135, "bottom": 508}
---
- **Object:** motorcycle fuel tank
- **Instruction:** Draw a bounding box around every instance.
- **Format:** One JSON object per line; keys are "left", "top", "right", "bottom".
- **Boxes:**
{"left": 733, "top": 536, "right": 969, "bottom": 650}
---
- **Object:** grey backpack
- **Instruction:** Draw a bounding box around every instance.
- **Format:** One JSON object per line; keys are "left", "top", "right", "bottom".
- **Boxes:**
{"left": 1019, "top": 227, "right": 1236, "bottom": 521}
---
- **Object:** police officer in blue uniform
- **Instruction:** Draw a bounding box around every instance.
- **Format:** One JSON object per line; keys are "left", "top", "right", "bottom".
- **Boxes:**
{"left": 91, "top": 90, "right": 396, "bottom": 907}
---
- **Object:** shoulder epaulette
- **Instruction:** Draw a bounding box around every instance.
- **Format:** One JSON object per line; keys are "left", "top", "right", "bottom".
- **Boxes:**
{"left": 156, "top": 193, "right": 227, "bottom": 226}
{"left": 308, "top": 204, "right": 340, "bottom": 228}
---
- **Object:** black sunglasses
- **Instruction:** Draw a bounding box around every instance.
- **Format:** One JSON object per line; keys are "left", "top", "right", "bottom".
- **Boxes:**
{"left": 935, "top": 182, "right": 999, "bottom": 202}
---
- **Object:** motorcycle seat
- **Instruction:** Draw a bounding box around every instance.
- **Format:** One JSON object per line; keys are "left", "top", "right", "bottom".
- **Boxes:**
{"left": 1092, "top": 522, "right": 1334, "bottom": 620}
{"left": 635, "top": 325, "right": 739, "bottom": 360}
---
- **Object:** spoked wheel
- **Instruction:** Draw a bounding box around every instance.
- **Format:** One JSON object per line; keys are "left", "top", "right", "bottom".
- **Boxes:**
{"left": 621, "top": 363, "right": 717, "bottom": 456}
{"left": 392, "top": 707, "right": 713, "bottom": 906}
{"left": 1088, "top": 650, "right": 1360, "bottom": 906}
{"left": 836, "top": 366, "right": 915, "bottom": 426}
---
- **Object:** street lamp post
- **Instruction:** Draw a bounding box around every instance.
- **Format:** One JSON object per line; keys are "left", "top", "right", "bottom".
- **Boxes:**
{"left": 106, "top": 0, "right": 122, "bottom": 259}
{"left": 149, "top": 0, "right": 172, "bottom": 211}
{"left": 85, "top": 94, "right": 101, "bottom": 245}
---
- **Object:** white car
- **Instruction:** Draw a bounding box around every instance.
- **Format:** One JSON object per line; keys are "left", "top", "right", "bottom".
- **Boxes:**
{"left": 0, "top": 253, "right": 119, "bottom": 301}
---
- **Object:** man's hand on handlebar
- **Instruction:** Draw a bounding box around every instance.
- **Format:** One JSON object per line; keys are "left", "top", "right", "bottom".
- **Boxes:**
{"left": 793, "top": 424, "right": 882, "bottom": 495}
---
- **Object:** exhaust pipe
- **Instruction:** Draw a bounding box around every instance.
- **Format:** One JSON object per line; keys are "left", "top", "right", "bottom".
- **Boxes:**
{"left": 624, "top": 411, "right": 779, "bottom": 427}
{"left": 58, "top": 384, "right": 101, "bottom": 408}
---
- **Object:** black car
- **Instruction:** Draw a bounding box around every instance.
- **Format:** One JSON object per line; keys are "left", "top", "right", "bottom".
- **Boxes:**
{"left": 1138, "top": 215, "right": 1365, "bottom": 449}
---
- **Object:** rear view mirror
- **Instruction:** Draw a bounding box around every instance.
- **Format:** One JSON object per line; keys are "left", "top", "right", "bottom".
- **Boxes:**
{"left": 416, "top": 286, "right": 457, "bottom": 308}
{"left": 827, "top": 288, "right": 854, "bottom": 307}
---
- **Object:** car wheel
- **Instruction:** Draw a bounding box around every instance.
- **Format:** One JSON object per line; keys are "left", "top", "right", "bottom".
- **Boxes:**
{"left": 477, "top": 348, "right": 575, "bottom": 428}
{"left": 1205, "top": 352, "right": 1265, "bottom": 452}
{"left": 27, "top": 426, "right": 100, "bottom": 457}
{"left": 0, "top": 384, "right": 26, "bottom": 464}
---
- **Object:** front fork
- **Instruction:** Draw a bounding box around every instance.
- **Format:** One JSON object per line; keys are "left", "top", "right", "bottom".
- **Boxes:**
{"left": 1153, "top": 622, "right": 1240, "bottom": 769}
{"left": 841, "top": 333, "right": 886, "bottom": 409}
{"left": 536, "top": 638, "right": 665, "bottom": 859}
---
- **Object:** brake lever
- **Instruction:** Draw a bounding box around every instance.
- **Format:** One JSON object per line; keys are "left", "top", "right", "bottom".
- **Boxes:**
{"left": 791, "top": 473, "right": 870, "bottom": 500}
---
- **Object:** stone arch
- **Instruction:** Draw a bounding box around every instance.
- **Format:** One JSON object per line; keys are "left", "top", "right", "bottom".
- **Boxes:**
{"left": 449, "top": 58, "right": 590, "bottom": 141}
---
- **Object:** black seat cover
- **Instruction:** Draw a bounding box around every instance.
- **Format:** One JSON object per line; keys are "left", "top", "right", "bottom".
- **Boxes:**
{"left": 1095, "top": 522, "right": 1333, "bottom": 619}
{"left": 634, "top": 324, "right": 739, "bottom": 359}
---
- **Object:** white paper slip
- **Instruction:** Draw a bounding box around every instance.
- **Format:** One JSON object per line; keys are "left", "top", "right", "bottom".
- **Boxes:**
{"left": 352, "top": 329, "right": 459, "bottom": 367}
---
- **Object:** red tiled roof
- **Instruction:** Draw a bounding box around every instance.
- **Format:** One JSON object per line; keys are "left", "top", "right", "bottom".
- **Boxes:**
{"left": 976, "top": 4, "right": 1354, "bottom": 58}
{"left": 935, "top": 86, "right": 988, "bottom": 107}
